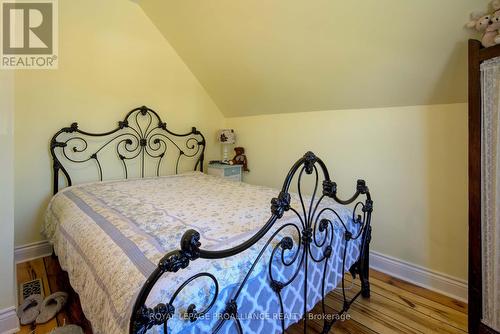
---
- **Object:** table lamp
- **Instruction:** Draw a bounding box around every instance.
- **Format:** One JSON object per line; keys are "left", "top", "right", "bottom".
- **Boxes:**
{"left": 217, "top": 129, "right": 236, "bottom": 163}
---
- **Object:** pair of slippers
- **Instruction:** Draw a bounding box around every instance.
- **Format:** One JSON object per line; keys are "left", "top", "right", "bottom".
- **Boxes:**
{"left": 17, "top": 292, "right": 68, "bottom": 325}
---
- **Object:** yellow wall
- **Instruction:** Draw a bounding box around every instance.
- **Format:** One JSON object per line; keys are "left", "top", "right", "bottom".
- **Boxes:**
{"left": 0, "top": 71, "right": 16, "bottom": 309}
{"left": 14, "top": 0, "right": 224, "bottom": 246}
{"left": 226, "top": 103, "right": 468, "bottom": 280}
{"left": 12, "top": 0, "right": 468, "bottom": 284}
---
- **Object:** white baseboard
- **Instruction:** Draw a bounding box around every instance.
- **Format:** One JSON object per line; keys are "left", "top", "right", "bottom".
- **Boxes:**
{"left": 14, "top": 240, "right": 53, "bottom": 264}
{"left": 370, "top": 251, "right": 468, "bottom": 303}
{"left": 0, "top": 306, "right": 19, "bottom": 334}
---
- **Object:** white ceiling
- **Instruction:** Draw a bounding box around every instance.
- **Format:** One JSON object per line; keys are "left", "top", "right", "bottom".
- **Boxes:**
{"left": 139, "top": 0, "right": 488, "bottom": 117}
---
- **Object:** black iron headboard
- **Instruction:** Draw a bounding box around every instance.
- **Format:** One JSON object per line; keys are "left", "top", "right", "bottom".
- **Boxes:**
{"left": 50, "top": 106, "right": 206, "bottom": 195}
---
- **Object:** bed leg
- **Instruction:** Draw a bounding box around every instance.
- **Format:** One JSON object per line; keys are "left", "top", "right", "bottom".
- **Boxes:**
{"left": 321, "top": 320, "right": 333, "bottom": 334}
{"left": 360, "top": 255, "right": 370, "bottom": 298}
{"left": 360, "top": 225, "right": 371, "bottom": 299}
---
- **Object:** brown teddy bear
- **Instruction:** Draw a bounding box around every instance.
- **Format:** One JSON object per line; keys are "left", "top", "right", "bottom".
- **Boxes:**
{"left": 231, "top": 147, "right": 249, "bottom": 172}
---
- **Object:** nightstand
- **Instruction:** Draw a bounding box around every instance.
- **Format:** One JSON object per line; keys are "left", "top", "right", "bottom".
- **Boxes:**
{"left": 207, "top": 163, "right": 242, "bottom": 182}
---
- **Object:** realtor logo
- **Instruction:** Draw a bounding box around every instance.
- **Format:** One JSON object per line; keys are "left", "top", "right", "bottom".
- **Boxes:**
{"left": 1, "top": 0, "right": 58, "bottom": 69}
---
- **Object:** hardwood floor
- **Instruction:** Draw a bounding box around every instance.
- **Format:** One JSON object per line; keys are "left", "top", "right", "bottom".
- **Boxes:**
{"left": 17, "top": 257, "right": 468, "bottom": 334}
{"left": 17, "top": 256, "right": 92, "bottom": 334}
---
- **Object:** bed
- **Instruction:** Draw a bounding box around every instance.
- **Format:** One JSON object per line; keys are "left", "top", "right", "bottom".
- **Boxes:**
{"left": 46, "top": 106, "right": 373, "bottom": 334}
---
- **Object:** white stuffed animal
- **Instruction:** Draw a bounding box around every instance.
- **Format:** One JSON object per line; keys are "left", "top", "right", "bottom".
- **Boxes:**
{"left": 491, "top": 11, "right": 500, "bottom": 45}
{"left": 481, "top": 10, "right": 500, "bottom": 47}
{"left": 466, "top": 0, "right": 500, "bottom": 47}
{"left": 466, "top": 11, "right": 499, "bottom": 47}
{"left": 467, "top": 11, "right": 492, "bottom": 32}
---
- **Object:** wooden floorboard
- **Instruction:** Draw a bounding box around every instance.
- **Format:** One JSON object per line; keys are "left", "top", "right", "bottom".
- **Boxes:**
{"left": 17, "top": 258, "right": 59, "bottom": 334}
{"left": 369, "top": 270, "right": 468, "bottom": 314}
{"left": 293, "top": 298, "right": 379, "bottom": 334}
{"left": 17, "top": 257, "right": 93, "bottom": 334}
{"left": 355, "top": 271, "right": 467, "bottom": 332}
{"left": 43, "top": 255, "right": 93, "bottom": 333}
{"left": 16, "top": 257, "right": 468, "bottom": 334}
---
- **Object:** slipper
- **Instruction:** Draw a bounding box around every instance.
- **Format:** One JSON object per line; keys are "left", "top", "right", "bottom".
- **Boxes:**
{"left": 50, "top": 324, "right": 84, "bottom": 334}
{"left": 17, "top": 294, "right": 43, "bottom": 325}
{"left": 35, "top": 291, "right": 68, "bottom": 324}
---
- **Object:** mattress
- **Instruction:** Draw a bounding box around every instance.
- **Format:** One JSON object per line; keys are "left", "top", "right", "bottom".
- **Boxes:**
{"left": 43, "top": 172, "right": 361, "bottom": 334}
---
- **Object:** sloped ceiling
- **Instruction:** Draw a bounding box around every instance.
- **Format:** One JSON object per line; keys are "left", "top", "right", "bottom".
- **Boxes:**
{"left": 139, "top": 0, "right": 488, "bottom": 117}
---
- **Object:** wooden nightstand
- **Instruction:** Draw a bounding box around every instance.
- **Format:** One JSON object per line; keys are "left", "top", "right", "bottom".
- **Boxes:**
{"left": 207, "top": 163, "right": 242, "bottom": 182}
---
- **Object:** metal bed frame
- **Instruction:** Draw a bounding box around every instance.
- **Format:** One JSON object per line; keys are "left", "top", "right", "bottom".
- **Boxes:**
{"left": 49, "top": 106, "right": 373, "bottom": 334}
{"left": 50, "top": 106, "right": 206, "bottom": 194}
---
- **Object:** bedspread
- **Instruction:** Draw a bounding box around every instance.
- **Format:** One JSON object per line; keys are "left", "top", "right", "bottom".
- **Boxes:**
{"left": 43, "top": 172, "right": 361, "bottom": 334}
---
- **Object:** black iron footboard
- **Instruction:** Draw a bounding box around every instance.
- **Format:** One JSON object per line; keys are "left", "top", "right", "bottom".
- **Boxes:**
{"left": 130, "top": 151, "right": 373, "bottom": 334}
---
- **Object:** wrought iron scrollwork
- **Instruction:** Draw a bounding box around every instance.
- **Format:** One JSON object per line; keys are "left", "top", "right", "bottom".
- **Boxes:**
{"left": 50, "top": 106, "right": 206, "bottom": 194}
{"left": 158, "top": 230, "right": 201, "bottom": 273}
{"left": 130, "top": 151, "right": 373, "bottom": 334}
{"left": 131, "top": 303, "right": 175, "bottom": 334}
{"left": 271, "top": 191, "right": 291, "bottom": 218}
